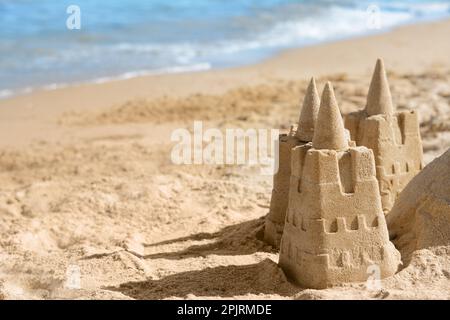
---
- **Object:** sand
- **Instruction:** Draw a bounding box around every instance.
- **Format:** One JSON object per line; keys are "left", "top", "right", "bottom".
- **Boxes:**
{"left": 0, "top": 19, "right": 450, "bottom": 300}
{"left": 387, "top": 149, "right": 450, "bottom": 265}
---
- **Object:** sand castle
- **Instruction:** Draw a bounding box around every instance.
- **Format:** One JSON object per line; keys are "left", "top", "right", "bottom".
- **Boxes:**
{"left": 264, "top": 78, "right": 320, "bottom": 247}
{"left": 278, "top": 82, "right": 401, "bottom": 289}
{"left": 345, "top": 59, "right": 424, "bottom": 213}
{"left": 265, "top": 58, "right": 425, "bottom": 288}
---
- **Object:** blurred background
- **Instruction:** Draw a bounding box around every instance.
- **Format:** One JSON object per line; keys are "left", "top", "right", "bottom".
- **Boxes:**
{"left": 1, "top": 0, "right": 449, "bottom": 98}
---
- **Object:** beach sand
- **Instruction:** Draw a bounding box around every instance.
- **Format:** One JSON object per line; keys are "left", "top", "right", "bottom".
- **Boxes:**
{"left": 0, "top": 19, "right": 450, "bottom": 300}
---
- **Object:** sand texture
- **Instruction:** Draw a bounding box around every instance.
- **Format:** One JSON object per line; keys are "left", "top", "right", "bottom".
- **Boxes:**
{"left": 1, "top": 20, "right": 450, "bottom": 299}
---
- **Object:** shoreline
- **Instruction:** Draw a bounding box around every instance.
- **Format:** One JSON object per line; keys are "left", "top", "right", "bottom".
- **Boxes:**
{"left": 1, "top": 18, "right": 450, "bottom": 148}
{"left": 2, "top": 18, "right": 450, "bottom": 104}
{"left": 2, "top": 6, "right": 450, "bottom": 100}
{"left": 1, "top": 17, "right": 450, "bottom": 103}
{"left": 0, "top": 62, "right": 214, "bottom": 101}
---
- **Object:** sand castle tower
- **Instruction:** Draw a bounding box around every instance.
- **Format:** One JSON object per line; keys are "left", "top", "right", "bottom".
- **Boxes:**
{"left": 345, "top": 59, "right": 423, "bottom": 214}
{"left": 264, "top": 78, "right": 320, "bottom": 248}
{"left": 278, "top": 82, "right": 401, "bottom": 289}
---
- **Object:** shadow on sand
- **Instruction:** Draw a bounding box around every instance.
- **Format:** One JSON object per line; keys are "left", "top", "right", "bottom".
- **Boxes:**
{"left": 142, "top": 217, "right": 274, "bottom": 260}
{"left": 106, "top": 259, "right": 297, "bottom": 299}
{"left": 104, "top": 217, "right": 301, "bottom": 299}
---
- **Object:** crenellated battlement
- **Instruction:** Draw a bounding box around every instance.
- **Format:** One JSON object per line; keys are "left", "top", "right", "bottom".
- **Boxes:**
{"left": 280, "top": 238, "right": 393, "bottom": 270}
{"left": 285, "top": 214, "right": 383, "bottom": 235}
{"left": 344, "top": 111, "right": 423, "bottom": 214}
{"left": 346, "top": 110, "right": 421, "bottom": 148}
{"left": 290, "top": 146, "right": 378, "bottom": 199}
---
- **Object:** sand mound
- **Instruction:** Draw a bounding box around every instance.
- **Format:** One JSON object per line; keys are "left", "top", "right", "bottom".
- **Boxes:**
{"left": 67, "top": 83, "right": 306, "bottom": 130}
{"left": 387, "top": 148, "right": 450, "bottom": 264}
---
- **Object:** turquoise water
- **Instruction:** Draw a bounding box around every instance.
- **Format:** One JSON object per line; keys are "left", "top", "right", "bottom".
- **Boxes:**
{"left": 1, "top": 0, "right": 449, "bottom": 98}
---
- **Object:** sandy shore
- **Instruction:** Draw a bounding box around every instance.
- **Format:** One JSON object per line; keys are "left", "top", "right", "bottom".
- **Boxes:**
{"left": 0, "top": 19, "right": 450, "bottom": 299}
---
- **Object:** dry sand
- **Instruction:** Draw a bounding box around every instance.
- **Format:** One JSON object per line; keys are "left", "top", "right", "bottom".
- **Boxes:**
{"left": 0, "top": 19, "right": 450, "bottom": 299}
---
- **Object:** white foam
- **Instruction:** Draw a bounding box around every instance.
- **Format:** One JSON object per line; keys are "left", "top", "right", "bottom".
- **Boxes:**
{"left": 43, "top": 83, "right": 69, "bottom": 90}
{"left": 0, "top": 90, "right": 14, "bottom": 99}
{"left": 91, "top": 62, "right": 211, "bottom": 84}
{"left": 102, "top": 6, "right": 415, "bottom": 62}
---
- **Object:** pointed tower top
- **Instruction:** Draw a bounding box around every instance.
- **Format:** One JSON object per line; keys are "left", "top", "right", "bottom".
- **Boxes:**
{"left": 312, "top": 82, "right": 348, "bottom": 151}
{"left": 297, "top": 77, "right": 320, "bottom": 142}
{"left": 366, "top": 58, "right": 394, "bottom": 116}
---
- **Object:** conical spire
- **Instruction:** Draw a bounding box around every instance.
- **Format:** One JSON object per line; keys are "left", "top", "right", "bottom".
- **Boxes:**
{"left": 365, "top": 58, "right": 394, "bottom": 116}
{"left": 312, "top": 82, "right": 348, "bottom": 151}
{"left": 296, "top": 77, "right": 320, "bottom": 142}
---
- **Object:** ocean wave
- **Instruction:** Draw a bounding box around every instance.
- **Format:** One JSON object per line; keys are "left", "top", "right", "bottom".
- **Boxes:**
{"left": 105, "top": 6, "right": 416, "bottom": 61}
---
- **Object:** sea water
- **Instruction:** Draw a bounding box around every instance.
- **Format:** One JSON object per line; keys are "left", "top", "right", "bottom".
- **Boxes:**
{"left": 0, "top": 0, "right": 449, "bottom": 98}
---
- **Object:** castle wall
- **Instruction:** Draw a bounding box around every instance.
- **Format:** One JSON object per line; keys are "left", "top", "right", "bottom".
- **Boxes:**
{"left": 344, "top": 110, "right": 423, "bottom": 213}
{"left": 264, "top": 77, "right": 320, "bottom": 248}
{"left": 279, "top": 146, "right": 400, "bottom": 289}
{"left": 264, "top": 129, "right": 309, "bottom": 247}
